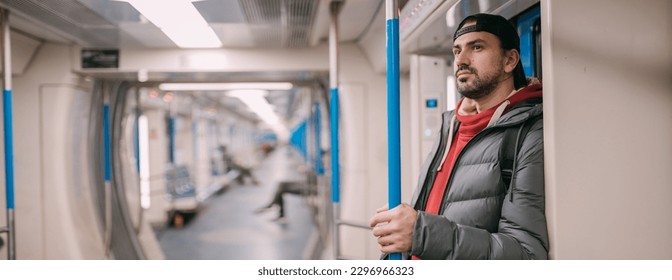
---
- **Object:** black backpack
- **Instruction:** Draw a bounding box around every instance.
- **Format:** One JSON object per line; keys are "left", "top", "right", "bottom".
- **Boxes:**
{"left": 499, "top": 113, "right": 543, "bottom": 202}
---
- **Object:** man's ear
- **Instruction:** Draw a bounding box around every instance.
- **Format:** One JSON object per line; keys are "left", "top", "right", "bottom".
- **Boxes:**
{"left": 503, "top": 49, "right": 520, "bottom": 74}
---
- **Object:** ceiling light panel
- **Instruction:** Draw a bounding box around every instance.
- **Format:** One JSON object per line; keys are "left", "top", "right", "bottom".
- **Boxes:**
{"left": 123, "top": 0, "right": 222, "bottom": 48}
{"left": 159, "top": 82, "right": 293, "bottom": 91}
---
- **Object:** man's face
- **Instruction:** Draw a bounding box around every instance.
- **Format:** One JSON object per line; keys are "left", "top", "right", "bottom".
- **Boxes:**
{"left": 452, "top": 26, "right": 508, "bottom": 99}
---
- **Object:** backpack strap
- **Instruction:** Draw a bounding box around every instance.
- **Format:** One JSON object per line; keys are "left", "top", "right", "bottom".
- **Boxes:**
{"left": 500, "top": 114, "right": 542, "bottom": 199}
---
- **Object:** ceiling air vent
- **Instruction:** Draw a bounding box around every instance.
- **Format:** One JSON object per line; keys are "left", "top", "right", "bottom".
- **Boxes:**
{"left": 0, "top": 0, "right": 118, "bottom": 47}
{"left": 239, "top": 0, "right": 318, "bottom": 48}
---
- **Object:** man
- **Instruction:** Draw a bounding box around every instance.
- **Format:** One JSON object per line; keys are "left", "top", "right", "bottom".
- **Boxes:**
{"left": 369, "top": 13, "right": 549, "bottom": 259}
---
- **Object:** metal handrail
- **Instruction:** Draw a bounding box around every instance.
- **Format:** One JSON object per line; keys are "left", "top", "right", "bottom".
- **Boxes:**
{"left": 385, "top": 0, "right": 402, "bottom": 260}
{"left": 102, "top": 104, "right": 113, "bottom": 257}
{"left": 1, "top": 8, "right": 16, "bottom": 260}
{"left": 328, "top": 0, "right": 344, "bottom": 261}
{"left": 337, "top": 220, "right": 369, "bottom": 230}
{"left": 134, "top": 88, "right": 145, "bottom": 235}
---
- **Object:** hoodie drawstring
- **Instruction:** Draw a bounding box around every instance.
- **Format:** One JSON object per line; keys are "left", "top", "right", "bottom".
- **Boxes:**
{"left": 438, "top": 99, "right": 509, "bottom": 172}
{"left": 487, "top": 100, "right": 510, "bottom": 128}
{"left": 437, "top": 114, "right": 457, "bottom": 171}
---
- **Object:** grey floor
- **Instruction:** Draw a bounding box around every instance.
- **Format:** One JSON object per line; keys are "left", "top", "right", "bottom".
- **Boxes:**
{"left": 156, "top": 146, "right": 316, "bottom": 260}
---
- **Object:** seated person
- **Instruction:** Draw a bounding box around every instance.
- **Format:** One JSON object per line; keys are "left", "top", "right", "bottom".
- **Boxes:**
{"left": 254, "top": 167, "right": 316, "bottom": 222}
{"left": 219, "top": 145, "right": 259, "bottom": 185}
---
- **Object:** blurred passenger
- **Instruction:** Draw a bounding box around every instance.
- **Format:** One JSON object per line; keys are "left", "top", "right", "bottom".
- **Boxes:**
{"left": 219, "top": 145, "right": 259, "bottom": 185}
{"left": 259, "top": 142, "right": 275, "bottom": 157}
{"left": 369, "top": 14, "right": 548, "bottom": 259}
{"left": 254, "top": 166, "right": 315, "bottom": 223}
{"left": 253, "top": 181, "right": 305, "bottom": 223}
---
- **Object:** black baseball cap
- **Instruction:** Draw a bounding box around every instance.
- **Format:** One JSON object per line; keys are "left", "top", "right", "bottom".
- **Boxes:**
{"left": 453, "top": 14, "right": 527, "bottom": 89}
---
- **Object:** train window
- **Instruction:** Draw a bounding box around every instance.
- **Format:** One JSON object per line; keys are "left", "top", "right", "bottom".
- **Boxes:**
{"left": 515, "top": 5, "right": 541, "bottom": 79}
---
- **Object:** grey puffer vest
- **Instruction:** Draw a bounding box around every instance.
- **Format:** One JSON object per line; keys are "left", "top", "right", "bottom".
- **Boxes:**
{"left": 407, "top": 98, "right": 549, "bottom": 260}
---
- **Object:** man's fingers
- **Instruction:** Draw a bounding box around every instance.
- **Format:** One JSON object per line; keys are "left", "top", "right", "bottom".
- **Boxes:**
{"left": 378, "top": 235, "right": 410, "bottom": 254}
{"left": 369, "top": 211, "right": 392, "bottom": 228}
{"left": 376, "top": 233, "right": 399, "bottom": 253}
{"left": 371, "top": 224, "right": 392, "bottom": 238}
{"left": 376, "top": 234, "right": 395, "bottom": 246}
{"left": 376, "top": 204, "right": 389, "bottom": 213}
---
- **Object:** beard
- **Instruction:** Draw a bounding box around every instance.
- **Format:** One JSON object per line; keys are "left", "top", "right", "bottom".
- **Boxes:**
{"left": 456, "top": 64, "right": 503, "bottom": 100}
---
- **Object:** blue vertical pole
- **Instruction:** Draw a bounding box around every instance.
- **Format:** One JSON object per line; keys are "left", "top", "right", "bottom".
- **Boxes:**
{"left": 169, "top": 116, "right": 176, "bottom": 164}
{"left": 103, "top": 105, "right": 111, "bottom": 182}
{"left": 313, "top": 103, "right": 324, "bottom": 176}
{"left": 3, "top": 89, "right": 12, "bottom": 207}
{"left": 328, "top": 0, "right": 343, "bottom": 260}
{"left": 134, "top": 114, "right": 140, "bottom": 173}
{"left": 330, "top": 89, "right": 339, "bottom": 203}
{"left": 102, "top": 102, "right": 112, "bottom": 254}
{"left": 1, "top": 8, "right": 15, "bottom": 259}
{"left": 386, "top": 0, "right": 402, "bottom": 260}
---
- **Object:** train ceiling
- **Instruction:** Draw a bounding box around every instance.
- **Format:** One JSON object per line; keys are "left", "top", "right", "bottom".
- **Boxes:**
{"left": 0, "top": 0, "right": 398, "bottom": 128}
{"left": 0, "top": 0, "right": 384, "bottom": 48}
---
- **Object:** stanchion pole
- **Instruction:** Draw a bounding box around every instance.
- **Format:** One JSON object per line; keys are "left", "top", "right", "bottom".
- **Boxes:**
{"left": 385, "top": 0, "right": 402, "bottom": 260}
{"left": 0, "top": 8, "right": 16, "bottom": 260}
{"left": 328, "top": 0, "right": 344, "bottom": 260}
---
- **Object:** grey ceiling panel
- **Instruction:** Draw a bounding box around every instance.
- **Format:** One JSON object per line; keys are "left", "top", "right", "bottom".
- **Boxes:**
{"left": 1, "top": 0, "right": 322, "bottom": 49}
{"left": 239, "top": 0, "right": 318, "bottom": 48}
{"left": 1, "top": 0, "right": 119, "bottom": 46}
{"left": 194, "top": 0, "right": 246, "bottom": 23}
{"left": 77, "top": 0, "right": 141, "bottom": 22}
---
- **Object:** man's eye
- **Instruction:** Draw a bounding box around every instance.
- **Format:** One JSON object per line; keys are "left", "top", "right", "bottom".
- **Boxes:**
{"left": 453, "top": 49, "right": 460, "bottom": 55}
{"left": 473, "top": 45, "right": 482, "bottom": 50}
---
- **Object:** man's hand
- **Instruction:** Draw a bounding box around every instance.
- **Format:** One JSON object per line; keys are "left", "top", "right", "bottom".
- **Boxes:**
{"left": 368, "top": 203, "right": 418, "bottom": 253}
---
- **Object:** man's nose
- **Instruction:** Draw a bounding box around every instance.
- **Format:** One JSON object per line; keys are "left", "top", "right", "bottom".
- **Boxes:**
{"left": 454, "top": 52, "right": 470, "bottom": 70}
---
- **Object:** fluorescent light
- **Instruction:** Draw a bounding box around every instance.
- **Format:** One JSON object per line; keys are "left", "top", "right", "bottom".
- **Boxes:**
{"left": 159, "top": 82, "right": 294, "bottom": 91}
{"left": 228, "top": 90, "right": 289, "bottom": 140}
{"left": 228, "top": 90, "right": 280, "bottom": 125}
{"left": 123, "top": 0, "right": 222, "bottom": 48}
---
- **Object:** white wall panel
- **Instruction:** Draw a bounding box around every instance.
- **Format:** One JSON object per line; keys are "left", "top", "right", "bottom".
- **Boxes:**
{"left": 543, "top": 0, "right": 672, "bottom": 259}
{"left": 39, "top": 85, "right": 104, "bottom": 259}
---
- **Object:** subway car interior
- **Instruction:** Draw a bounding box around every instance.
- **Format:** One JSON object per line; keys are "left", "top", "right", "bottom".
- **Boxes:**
{"left": 0, "top": 0, "right": 670, "bottom": 260}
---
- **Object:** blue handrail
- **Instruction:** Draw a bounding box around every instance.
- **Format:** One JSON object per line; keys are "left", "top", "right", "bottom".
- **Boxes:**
{"left": 329, "top": 88, "right": 340, "bottom": 203}
{"left": 313, "top": 102, "right": 324, "bottom": 176}
{"left": 169, "top": 116, "right": 176, "bottom": 164}
{"left": 3, "top": 89, "right": 14, "bottom": 210}
{"left": 2, "top": 8, "right": 16, "bottom": 260}
{"left": 134, "top": 114, "right": 140, "bottom": 173}
{"left": 386, "top": 0, "right": 402, "bottom": 260}
{"left": 103, "top": 105, "right": 111, "bottom": 182}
